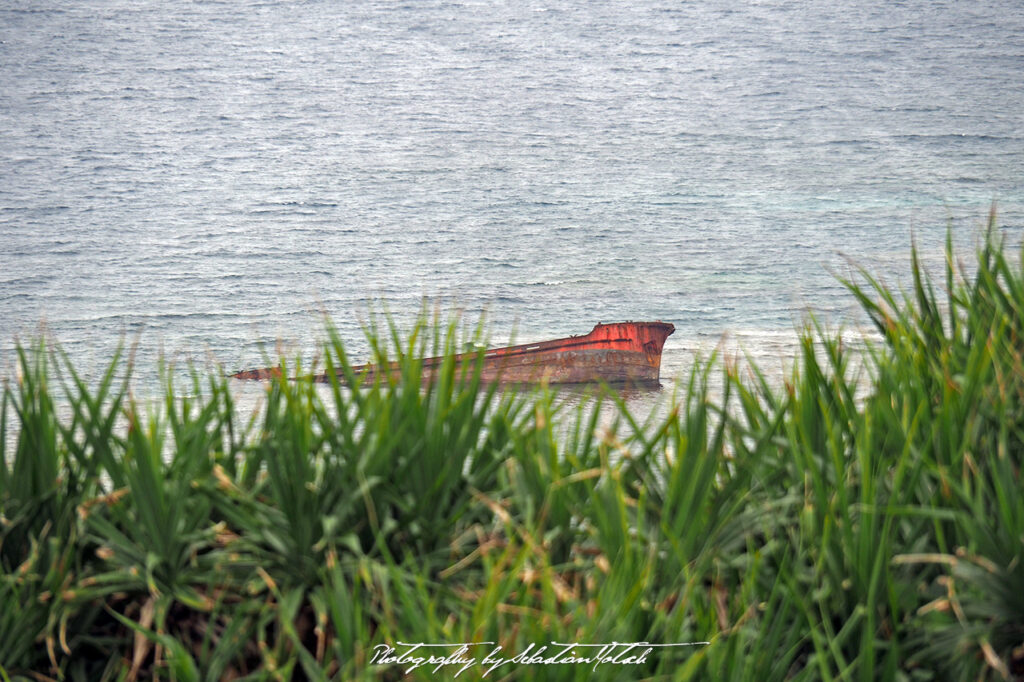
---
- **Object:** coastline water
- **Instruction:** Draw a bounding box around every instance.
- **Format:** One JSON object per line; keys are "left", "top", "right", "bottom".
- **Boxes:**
{"left": 2, "top": 0, "right": 1023, "bottom": 399}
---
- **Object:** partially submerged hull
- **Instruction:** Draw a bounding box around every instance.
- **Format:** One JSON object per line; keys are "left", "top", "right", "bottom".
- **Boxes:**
{"left": 231, "top": 321, "right": 675, "bottom": 387}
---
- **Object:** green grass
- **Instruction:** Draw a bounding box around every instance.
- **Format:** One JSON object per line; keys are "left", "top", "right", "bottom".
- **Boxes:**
{"left": 2, "top": 210, "right": 1023, "bottom": 680}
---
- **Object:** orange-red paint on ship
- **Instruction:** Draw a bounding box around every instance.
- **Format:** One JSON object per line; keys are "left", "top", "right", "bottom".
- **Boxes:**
{"left": 231, "top": 321, "right": 675, "bottom": 387}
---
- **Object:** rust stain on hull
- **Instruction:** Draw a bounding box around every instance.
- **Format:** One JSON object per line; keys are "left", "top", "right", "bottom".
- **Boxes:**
{"left": 231, "top": 321, "right": 675, "bottom": 387}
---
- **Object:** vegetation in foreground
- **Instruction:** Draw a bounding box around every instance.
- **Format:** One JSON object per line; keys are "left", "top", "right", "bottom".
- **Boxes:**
{"left": 2, "top": 212, "right": 1023, "bottom": 681}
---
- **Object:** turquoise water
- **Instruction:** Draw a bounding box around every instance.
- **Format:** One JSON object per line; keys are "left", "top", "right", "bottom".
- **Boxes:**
{"left": 2, "top": 0, "right": 1023, "bottom": 392}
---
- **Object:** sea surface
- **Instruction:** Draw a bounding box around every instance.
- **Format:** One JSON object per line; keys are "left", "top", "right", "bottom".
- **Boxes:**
{"left": 2, "top": 0, "right": 1023, "bottom": 403}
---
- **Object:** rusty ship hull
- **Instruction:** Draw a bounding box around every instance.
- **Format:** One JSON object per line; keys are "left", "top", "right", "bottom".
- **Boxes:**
{"left": 232, "top": 321, "right": 675, "bottom": 387}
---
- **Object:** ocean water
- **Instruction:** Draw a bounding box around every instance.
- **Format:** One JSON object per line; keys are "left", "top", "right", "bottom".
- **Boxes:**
{"left": 2, "top": 0, "right": 1023, "bottom": 398}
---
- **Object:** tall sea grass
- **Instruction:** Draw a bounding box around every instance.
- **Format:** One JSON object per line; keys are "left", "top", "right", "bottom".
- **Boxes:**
{"left": 2, "top": 211, "right": 1022, "bottom": 680}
